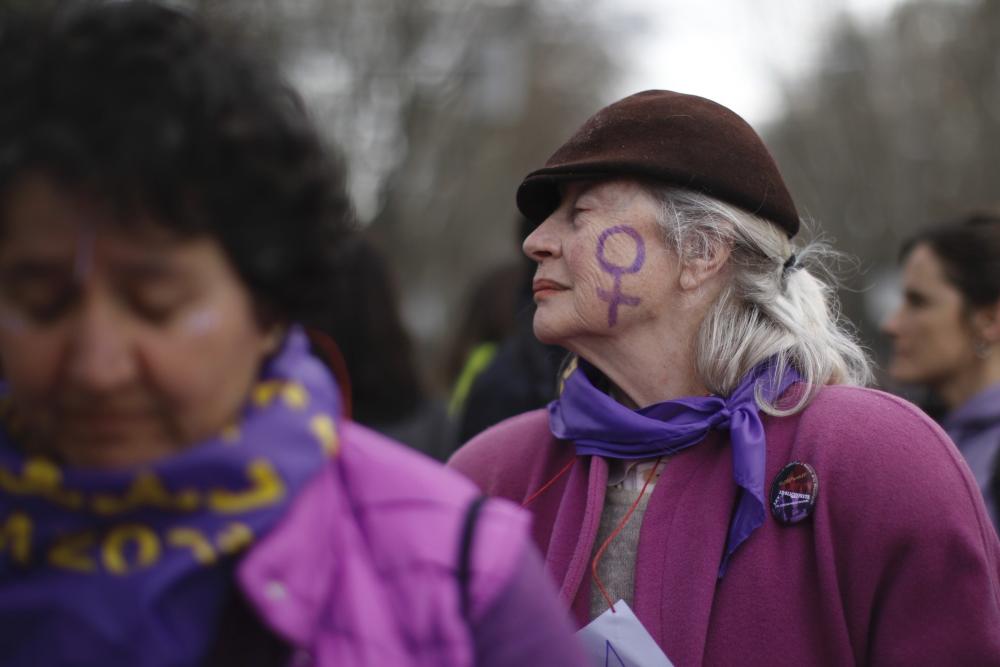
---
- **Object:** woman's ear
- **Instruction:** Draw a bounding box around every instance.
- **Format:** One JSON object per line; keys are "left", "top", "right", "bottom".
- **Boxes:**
{"left": 972, "top": 299, "right": 1000, "bottom": 343}
{"left": 261, "top": 323, "right": 287, "bottom": 356}
{"left": 678, "top": 238, "right": 732, "bottom": 291}
{"left": 252, "top": 303, "right": 287, "bottom": 356}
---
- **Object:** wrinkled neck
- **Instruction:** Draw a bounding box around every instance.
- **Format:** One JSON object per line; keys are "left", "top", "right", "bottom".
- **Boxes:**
{"left": 573, "top": 337, "right": 708, "bottom": 409}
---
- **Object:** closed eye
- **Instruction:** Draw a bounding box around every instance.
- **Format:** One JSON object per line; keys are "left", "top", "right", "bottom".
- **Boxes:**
{"left": 903, "top": 289, "right": 928, "bottom": 308}
{"left": 0, "top": 263, "right": 78, "bottom": 323}
{"left": 569, "top": 206, "right": 591, "bottom": 225}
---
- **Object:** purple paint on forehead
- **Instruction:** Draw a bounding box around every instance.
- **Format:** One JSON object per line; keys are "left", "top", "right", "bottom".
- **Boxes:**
{"left": 595, "top": 225, "right": 645, "bottom": 327}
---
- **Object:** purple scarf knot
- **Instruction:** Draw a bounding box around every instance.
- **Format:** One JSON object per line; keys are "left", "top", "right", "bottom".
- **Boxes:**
{"left": 549, "top": 359, "right": 800, "bottom": 576}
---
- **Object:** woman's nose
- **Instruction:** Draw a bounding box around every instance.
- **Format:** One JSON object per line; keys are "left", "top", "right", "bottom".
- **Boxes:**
{"left": 523, "top": 218, "right": 560, "bottom": 262}
{"left": 65, "top": 297, "right": 138, "bottom": 393}
{"left": 880, "top": 308, "right": 901, "bottom": 338}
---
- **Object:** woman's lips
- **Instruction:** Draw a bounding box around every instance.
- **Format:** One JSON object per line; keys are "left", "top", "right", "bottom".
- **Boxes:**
{"left": 532, "top": 279, "right": 567, "bottom": 298}
{"left": 59, "top": 407, "right": 157, "bottom": 435}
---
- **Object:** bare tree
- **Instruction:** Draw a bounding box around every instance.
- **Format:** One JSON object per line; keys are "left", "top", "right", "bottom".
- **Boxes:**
{"left": 185, "top": 0, "right": 617, "bottom": 387}
{"left": 764, "top": 0, "right": 1000, "bottom": 369}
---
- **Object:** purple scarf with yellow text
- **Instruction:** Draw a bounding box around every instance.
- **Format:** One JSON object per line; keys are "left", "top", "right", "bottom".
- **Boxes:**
{"left": 0, "top": 327, "right": 340, "bottom": 666}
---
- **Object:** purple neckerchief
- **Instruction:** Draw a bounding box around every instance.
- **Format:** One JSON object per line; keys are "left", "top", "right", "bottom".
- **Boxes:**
{"left": 549, "top": 359, "right": 800, "bottom": 576}
{"left": 0, "top": 327, "right": 340, "bottom": 667}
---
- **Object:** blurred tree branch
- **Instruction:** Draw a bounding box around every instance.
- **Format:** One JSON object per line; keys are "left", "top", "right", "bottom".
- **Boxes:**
{"left": 185, "top": 0, "right": 616, "bottom": 385}
{"left": 765, "top": 0, "right": 1000, "bottom": 369}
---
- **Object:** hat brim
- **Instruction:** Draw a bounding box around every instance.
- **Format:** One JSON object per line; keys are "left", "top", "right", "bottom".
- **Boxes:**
{"left": 515, "top": 169, "right": 620, "bottom": 231}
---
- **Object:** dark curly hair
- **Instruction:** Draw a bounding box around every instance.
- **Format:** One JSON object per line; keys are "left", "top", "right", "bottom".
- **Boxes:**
{"left": 0, "top": 0, "right": 355, "bottom": 324}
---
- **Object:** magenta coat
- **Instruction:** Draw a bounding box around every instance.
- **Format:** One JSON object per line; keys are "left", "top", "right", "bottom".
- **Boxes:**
{"left": 450, "top": 385, "right": 1000, "bottom": 665}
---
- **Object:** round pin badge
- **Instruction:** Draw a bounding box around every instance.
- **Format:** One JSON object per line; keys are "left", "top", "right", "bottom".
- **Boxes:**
{"left": 769, "top": 461, "right": 819, "bottom": 525}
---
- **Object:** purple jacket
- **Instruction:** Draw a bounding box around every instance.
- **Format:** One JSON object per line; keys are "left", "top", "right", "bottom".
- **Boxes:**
{"left": 450, "top": 385, "right": 1000, "bottom": 665}
{"left": 238, "top": 420, "right": 580, "bottom": 666}
{"left": 942, "top": 382, "right": 1000, "bottom": 530}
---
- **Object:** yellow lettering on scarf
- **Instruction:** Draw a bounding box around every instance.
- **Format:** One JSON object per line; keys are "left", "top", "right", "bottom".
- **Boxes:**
{"left": 49, "top": 532, "right": 97, "bottom": 572}
{"left": 252, "top": 381, "right": 282, "bottom": 407}
{"left": 0, "top": 458, "right": 83, "bottom": 509}
{"left": 102, "top": 524, "right": 160, "bottom": 575}
{"left": 167, "top": 528, "right": 216, "bottom": 565}
{"left": 310, "top": 414, "right": 339, "bottom": 457}
{"left": 92, "top": 472, "right": 200, "bottom": 515}
{"left": 252, "top": 380, "right": 309, "bottom": 410}
{"left": 281, "top": 383, "right": 309, "bottom": 410}
{"left": 216, "top": 522, "right": 253, "bottom": 555}
{"left": 0, "top": 512, "right": 32, "bottom": 564}
{"left": 207, "top": 460, "right": 284, "bottom": 513}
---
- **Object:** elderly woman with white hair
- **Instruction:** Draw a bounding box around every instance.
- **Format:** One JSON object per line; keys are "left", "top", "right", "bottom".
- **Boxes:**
{"left": 450, "top": 90, "right": 1000, "bottom": 665}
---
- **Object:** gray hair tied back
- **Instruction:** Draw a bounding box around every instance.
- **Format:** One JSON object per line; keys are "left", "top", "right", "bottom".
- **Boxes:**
{"left": 648, "top": 185, "right": 873, "bottom": 416}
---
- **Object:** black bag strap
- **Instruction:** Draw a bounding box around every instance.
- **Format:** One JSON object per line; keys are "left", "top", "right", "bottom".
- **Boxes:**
{"left": 201, "top": 582, "right": 292, "bottom": 667}
{"left": 457, "top": 494, "right": 488, "bottom": 620}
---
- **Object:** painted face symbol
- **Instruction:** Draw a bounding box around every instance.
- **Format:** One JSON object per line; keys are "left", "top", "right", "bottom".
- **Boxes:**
{"left": 595, "top": 224, "right": 646, "bottom": 327}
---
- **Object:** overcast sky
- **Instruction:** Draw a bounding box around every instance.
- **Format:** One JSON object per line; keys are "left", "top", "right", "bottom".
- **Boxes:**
{"left": 599, "top": 0, "right": 912, "bottom": 126}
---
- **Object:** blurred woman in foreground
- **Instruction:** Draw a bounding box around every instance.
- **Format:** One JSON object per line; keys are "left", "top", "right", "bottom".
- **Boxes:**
{"left": 882, "top": 213, "right": 1000, "bottom": 528}
{"left": 0, "top": 3, "right": 584, "bottom": 665}
{"left": 450, "top": 90, "right": 1000, "bottom": 664}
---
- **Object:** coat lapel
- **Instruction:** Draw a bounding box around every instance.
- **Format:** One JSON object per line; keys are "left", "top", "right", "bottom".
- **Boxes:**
{"left": 543, "top": 455, "right": 607, "bottom": 621}
{"left": 634, "top": 431, "right": 735, "bottom": 666}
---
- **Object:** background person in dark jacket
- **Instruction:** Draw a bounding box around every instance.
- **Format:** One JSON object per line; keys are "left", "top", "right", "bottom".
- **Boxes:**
{"left": 310, "top": 235, "right": 453, "bottom": 460}
{"left": 451, "top": 216, "right": 566, "bottom": 448}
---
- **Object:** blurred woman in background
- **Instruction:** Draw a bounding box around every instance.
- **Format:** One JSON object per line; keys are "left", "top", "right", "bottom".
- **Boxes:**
{"left": 311, "top": 236, "right": 453, "bottom": 460}
{"left": 0, "top": 3, "right": 584, "bottom": 665}
{"left": 445, "top": 261, "right": 523, "bottom": 420}
{"left": 447, "top": 229, "right": 566, "bottom": 447}
{"left": 882, "top": 213, "right": 1000, "bottom": 529}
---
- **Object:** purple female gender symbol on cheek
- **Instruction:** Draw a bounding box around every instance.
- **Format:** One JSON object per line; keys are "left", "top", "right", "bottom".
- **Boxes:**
{"left": 595, "top": 224, "right": 646, "bottom": 327}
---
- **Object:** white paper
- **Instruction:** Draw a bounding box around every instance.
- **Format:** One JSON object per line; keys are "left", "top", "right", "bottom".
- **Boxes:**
{"left": 576, "top": 600, "right": 674, "bottom": 667}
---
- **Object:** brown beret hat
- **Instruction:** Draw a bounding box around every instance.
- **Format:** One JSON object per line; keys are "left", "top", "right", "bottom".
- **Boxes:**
{"left": 516, "top": 89, "right": 800, "bottom": 237}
